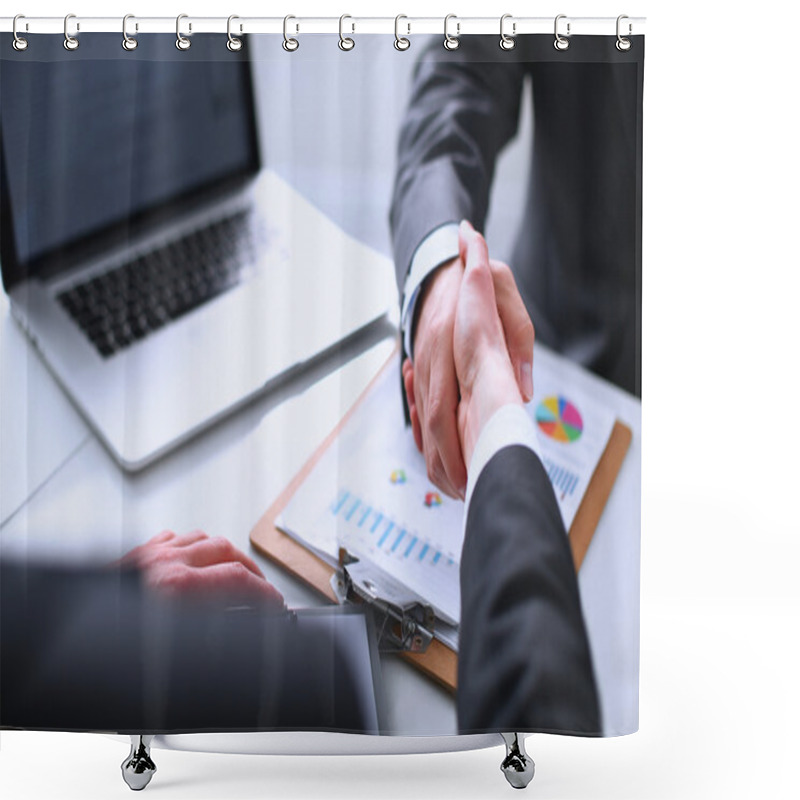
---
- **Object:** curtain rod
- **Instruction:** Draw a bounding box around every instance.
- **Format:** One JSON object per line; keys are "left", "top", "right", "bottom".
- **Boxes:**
{"left": 0, "top": 16, "right": 646, "bottom": 37}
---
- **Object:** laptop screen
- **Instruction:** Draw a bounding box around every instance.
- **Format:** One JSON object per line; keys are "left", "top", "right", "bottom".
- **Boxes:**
{"left": 1, "top": 34, "right": 260, "bottom": 290}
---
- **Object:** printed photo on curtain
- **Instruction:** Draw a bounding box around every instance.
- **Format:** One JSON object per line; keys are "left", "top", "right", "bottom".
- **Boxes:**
{"left": 0, "top": 21, "right": 643, "bottom": 758}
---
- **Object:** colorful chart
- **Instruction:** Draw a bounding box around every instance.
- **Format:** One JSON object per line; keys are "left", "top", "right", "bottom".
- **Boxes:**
{"left": 424, "top": 491, "right": 442, "bottom": 508}
{"left": 542, "top": 457, "right": 580, "bottom": 499}
{"left": 390, "top": 469, "right": 407, "bottom": 484}
{"left": 329, "top": 489, "right": 452, "bottom": 569}
{"left": 535, "top": 396, "right": 583, "bottom": 443}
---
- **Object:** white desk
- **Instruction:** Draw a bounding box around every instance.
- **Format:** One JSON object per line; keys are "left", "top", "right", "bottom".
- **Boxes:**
{"left": 0, "top": 289, "right": 640, "bottom": 737}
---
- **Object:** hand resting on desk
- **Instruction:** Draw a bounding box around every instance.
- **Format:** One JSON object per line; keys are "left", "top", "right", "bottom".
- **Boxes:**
{"left": 118, "top": 530, "right": 285, "bottom": 610}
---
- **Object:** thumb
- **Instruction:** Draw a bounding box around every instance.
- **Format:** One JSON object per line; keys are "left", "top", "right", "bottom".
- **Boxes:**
{"left": 455, "top": 220, "right": 506, "bottom": 361}
{"left": 459, "top": 220, "right": 492, "bottom": 286}
{"left": 457, "top": 219, "right": 473, "bottom": 266}
{"left": 491, "top": 259, "right": 535, "bottom": 401}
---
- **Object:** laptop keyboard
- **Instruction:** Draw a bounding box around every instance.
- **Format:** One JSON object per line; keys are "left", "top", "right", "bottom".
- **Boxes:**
{"left": 57, "top": 210, "right": 258, "bottom": 358}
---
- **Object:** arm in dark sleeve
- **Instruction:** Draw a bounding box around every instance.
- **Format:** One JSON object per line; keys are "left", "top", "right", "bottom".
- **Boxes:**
{"left": 0, "top": 562, "right": 367, "bottom": 734}
{"left": 457, "top": 445, "right": 601, "bottom": 734}
{"left": 389, "top": 36, "right": 527, "bottom": 298}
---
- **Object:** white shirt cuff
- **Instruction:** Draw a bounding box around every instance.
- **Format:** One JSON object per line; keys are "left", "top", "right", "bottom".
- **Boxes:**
{"left": 464, "top": 403, "right": 542, "bottom": 514}
{"left": 400, "top": 223, "right": 460, "bottom": 360}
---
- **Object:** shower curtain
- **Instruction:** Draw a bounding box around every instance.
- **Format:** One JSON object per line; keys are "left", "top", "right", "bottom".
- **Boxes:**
{"left": 0, "top": 23, "right": 643, "bottom": 743}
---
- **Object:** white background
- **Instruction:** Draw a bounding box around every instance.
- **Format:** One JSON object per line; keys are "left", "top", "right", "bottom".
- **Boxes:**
{"left": 2, "top": 1, "right": 798, "bottom": 798}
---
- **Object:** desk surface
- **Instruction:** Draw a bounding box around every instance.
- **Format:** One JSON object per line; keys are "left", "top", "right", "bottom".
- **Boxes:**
{"left": 0, "top": 284, "right": 640, "bottom": 736}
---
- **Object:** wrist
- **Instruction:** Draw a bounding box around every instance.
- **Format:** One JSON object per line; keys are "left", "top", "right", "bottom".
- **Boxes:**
{"left": 461, "top": 355, "right": 522, "bottom": 466}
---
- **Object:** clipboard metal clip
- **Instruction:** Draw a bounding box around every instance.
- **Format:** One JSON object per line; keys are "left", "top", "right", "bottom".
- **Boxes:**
{"left": 331, "top": 549, "right": 435, "bottom": 654}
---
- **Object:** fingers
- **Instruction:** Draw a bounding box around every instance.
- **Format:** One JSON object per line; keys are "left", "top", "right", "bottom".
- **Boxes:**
{"left": 409, "top": 403, "right": 423, "bottom": 453}
{"left": 114, "top": 529, "right": 178, "bottom": 567}
{"left": 490, "top": 259, "right": 535, "bottom": 401}
{"left": 402, "top": 358, "right": 423, "bottom": 452}
{"left": 421, "top": 345, "right": 466, "bottom": 499}
{"left": 402, "top": 356, "right": 412, "bottom": 383}
{"left": 153, "top": 562, "right": 285, "bottom": 609}
{"left": 180, "top": 536, "right": 266, "bottom": 579}
{"left": 196, "top": 563, "right": 284, "bottom": 608}
{"left": 167, "top": 530, "right": 211, "bottom": 548}
{"left": 150, "top": 529, "right": 177, "bottom": 544}
{"left": 119, "top": 530, "right": 283, "bottom": 609}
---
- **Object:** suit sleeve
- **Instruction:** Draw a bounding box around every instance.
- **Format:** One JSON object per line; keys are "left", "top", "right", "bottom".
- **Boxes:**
{"left": 457, "top": 445, "right": 601, "bottom": 734}
{"left": 389, "top": 36, "right": 527, "bottom": 301}
{"left": 0, "top": 562, "right": 367, "bottom": 733}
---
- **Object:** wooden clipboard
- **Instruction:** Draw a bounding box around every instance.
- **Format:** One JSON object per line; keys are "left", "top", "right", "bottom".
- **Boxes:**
{"left": 250, "top": 351, "right": 632, "bottom": 693}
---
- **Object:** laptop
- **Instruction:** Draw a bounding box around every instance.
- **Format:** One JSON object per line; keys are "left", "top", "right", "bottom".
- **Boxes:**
{"left": 0, "top": 37, "right": 394, "bottom": 471}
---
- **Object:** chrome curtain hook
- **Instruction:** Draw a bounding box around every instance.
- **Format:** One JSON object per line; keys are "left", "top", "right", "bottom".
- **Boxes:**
{"left": 227, "top": 15, "right": 243, "bottom": 51}
{"left": 63, "top": 13, "right": 79, "bottom": 51}
{"left": 394, "top": 14, "right": 410, "bottom": 51}
{"left": 443, "top": 14, "right": 460, "bottom": 51}
{"left": 283, "top": 15, "right": 299, "bottom": 51}
{"left": 616, "top": 14, "right": 632, "bottom": 51}
{"left": 122, "top": 14, "right": 138, "bottom": 51}
{"left": 12, "top": 14, "right": 28, "bottom": 51}
{"left": 554, "top": 14, "right": 570, "bottom": 51}
{"left": 176, "top": 13, "right": 191, "bottom": 50}
{"left": 499, "top": 14, "right": 516, "bottom": 51}
{"left": 339, "top": 14, "right": 355, "bottom": 51}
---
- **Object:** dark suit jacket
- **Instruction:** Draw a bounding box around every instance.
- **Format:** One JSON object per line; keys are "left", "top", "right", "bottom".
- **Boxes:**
{"left": 458, "top": 445, "right": 601, "bottom": 734}
{"left": 1, "top": 452, "right": 599, "bottom": 737}
{"left": 390, "top": 36, "right": 643, "bottom": 396}
{"left": 0, "top": 564, "right": 367, "bottom": 733}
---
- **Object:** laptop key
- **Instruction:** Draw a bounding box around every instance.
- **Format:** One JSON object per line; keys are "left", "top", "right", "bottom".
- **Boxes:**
{"left": 56, "top": 209, "right": 255, "bottom": 358}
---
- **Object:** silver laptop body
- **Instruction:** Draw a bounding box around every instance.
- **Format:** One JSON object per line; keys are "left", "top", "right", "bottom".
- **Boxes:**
{"left": 1, "top": 39, "right": 394, "bottom": 470}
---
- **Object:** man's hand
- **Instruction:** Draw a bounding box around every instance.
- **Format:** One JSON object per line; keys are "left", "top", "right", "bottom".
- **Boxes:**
{"left": 405, "top": 222, "right": 534, "bottom": 496}
{"left": 405, "top": 257, "right": 465, "bottom": 498}
{"left": 117, "top": 530, "right": 285, "bottom": 609}
{"left": 453, "top": 221, "right": 525, "bottom": 466}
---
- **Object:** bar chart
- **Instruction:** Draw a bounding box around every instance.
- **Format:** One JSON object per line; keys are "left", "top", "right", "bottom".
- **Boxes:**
{"left": 330, "top": 487, "right": 459, "bottom": 623}
{"left": 542, "top": 457, "right": 580, "bottom": 501}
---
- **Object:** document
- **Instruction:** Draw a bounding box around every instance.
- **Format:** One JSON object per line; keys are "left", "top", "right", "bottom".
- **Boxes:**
{"left": 278, "top": 345, "right": 616, "bottom": 628}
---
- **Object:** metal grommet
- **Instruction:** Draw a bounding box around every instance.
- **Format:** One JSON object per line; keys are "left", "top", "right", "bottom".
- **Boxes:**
{"left": 554, "top": 14, "right": 570, "bottom": 51}
{"left": 176, "top": 13, "right": 191, "bottom": 50}
{"left": 122, "top": 14, "right": 138, "bottom": 51}
{"left": 443, "top": 14, "right": 460, "bottom": 51}
{"left": 339, "top": 15, "right": 355, "bottom": 51}
{"left": 394, "top": 14, "right": 410, "bottom": 51}
{"left": 12, "top": 15, "right": 28, "bottom": 51}
{"left": 283, "top": 15, "right": 299, "bottom": 52}
{"left": 63, "top": 13, "right": 79, "bottom": 51}
{"left": 227, "top": 15, "right": 243, "bottom": 51}
{"left": 499, "top": 14, "right": 516, "bottom": 51}
{"left": 616, "top": 14, "right": 632, "bottom": 51}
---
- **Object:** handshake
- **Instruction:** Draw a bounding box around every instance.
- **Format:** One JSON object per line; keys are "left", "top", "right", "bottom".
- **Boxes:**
{"left": 119, "top": 224, "right": 534, "bottom": 611}
{"left": 403, "top": 221, "right": 535, "bottom": 499}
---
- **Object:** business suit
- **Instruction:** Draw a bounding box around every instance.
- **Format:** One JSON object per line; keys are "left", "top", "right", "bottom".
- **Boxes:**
{"left": 0, "top": 563, "right": 368, "bottom": 733}
{"left": 1, "top": 428, "right": 599, "bottom": 736}
{"left": 458, "top": 444, "right": 601, "bottom": 734}
{"left": 390, "top": 35, "right": 643, "bottom": 396}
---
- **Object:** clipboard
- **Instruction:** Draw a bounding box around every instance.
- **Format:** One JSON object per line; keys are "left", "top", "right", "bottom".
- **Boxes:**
{"left": 250, "top": 350, "right": 632, "bottom": 693}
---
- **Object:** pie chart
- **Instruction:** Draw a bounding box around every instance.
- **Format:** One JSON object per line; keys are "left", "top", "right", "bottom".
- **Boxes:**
{"left": 535, "top": 396, "right": 583, "bottom": 443}
{"left": 424, "top": 491, "right": 442, "bottom": 508}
